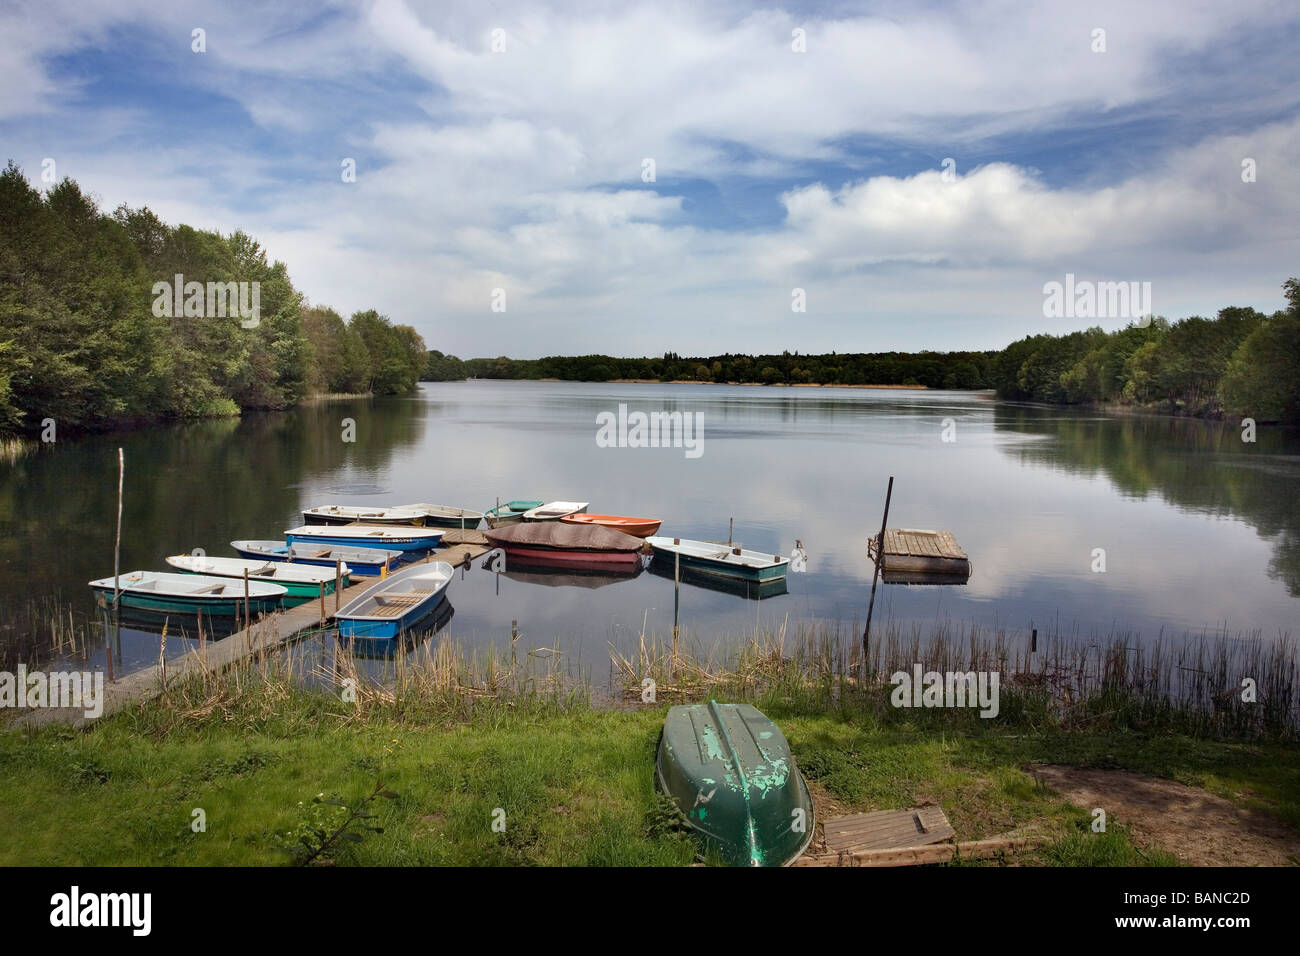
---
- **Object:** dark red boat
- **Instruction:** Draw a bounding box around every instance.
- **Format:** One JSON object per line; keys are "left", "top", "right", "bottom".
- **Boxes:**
{"left": 483, "top": 522, "right": 644, "bottom": 572}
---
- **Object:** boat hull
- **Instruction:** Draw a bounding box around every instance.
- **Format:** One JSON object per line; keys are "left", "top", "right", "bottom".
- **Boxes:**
{"left": 231, "top": 541, "right": 399, "bottom": 576}
{"left": 333, "top": 563, "right": 454, "bottom": 639}
{"left": 285, "top": 527, "right": 442, "bottom": 553}
{"left": 91, "top": 586, "right": 282, "bottom": 616}
{"left": 336, "top": 591, "right": 448, "bottom": 639}
{"left": 483, "top": 500, "right": 542, "bottom": 528}
{"left": 302, "top": 512, "right": 424, "bottom": 527}
{"left": 559, "top": 514, "right": 662, "bottom": 537}
{"left": 495, "top": 545, "right": 642, "bottom": 572}
{"left": 647, "top": 538, "right": 788, "bottom": 584}
{"left": 648, "top": 558, "right": 788, "bottom": 599}
{"left": 656, "top": 701, "right": 813, "bottom": 867}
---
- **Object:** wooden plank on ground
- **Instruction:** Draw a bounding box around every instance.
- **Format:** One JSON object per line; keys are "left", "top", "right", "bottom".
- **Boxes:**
{"left": 793, "top": 837, "right": 1043, "bottom": 867}
{"left": 824, "top": 807, "right": 954, "bottom": 852}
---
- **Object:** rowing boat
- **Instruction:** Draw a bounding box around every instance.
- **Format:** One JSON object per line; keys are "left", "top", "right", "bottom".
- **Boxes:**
{"left": 483, "top": 500, "right": 543, "bottom": 529}
{"left": 230, "top": 540, "right": 401, "bottom": 576}
{"left": 165, "top": 554, "right": 350, "bottom": 604}
{"left": 284, "top": 524, "right": 444, "bottom": 552}
{"left": 559, "top": 513, "right": 662, "bottom": 537}
{"left": 395, "top": 503, "right": 485, "bottom": 529}
{"left": 644, "top": 536, "right": 789, "bottom": 583}
{"left": 301, "top": 505, "right": 427, "bottom": 526}
{"left": 89, "top": 571, "right": 287, "bottom": 616}
{"left": 484, "top": 522, "right": 642, "bottom": 571}
{"left": 656, "top": 700, "right": 814, "bottom": 866}
{"left": 521, "top": 501, "right": 589, "bottom": 521}
{"left": 332, "top": 562, "right": 454, "bottom": 639}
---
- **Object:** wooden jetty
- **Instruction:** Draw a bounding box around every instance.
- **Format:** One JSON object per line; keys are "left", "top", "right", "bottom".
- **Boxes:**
{"left": 12, "top": 530, "right": 493, "bottom": 729}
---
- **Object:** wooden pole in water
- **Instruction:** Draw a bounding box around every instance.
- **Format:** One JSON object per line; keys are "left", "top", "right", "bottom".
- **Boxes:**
{"left": 672, "top": 550, "right": 680, "bottom": 673}
{"left": 862, "top": 475, "right": 894, "bottom": 669}
{"left": 108, "top": 448, "right": 124, "bottom": 683}
{"left": 243, "top": 568, "right": 250, "bottom": 635}
{"left": 335, "top": 559, "right": 342, "bottom": 611}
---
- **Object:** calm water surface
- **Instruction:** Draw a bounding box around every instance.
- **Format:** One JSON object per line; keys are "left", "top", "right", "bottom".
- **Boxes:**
{"left": 2, "top": 381, "right": 1297, "bottom": 676}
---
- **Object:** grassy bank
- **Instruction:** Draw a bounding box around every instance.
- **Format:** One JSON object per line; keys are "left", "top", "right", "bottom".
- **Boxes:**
{"left": 1, "top": 625, "right": 1297, "bottom": 866}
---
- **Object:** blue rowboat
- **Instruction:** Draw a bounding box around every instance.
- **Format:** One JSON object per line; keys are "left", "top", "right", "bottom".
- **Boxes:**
{"left": 231, "top": 540, "right": 401, "bottom": 576}
{"left": 284, "top": 524, "right": 444, "bottom": 553}
{"left": 333, "top": 562, "right": 454, "bottom": 639}
{"left": 89, "top": 571, "right": 287, "bottom": 616}
{"left": 644, "top": 536, "right": 789, "bottom": 584}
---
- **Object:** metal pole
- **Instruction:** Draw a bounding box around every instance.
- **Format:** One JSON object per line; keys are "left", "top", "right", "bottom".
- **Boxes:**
{"left": 862, "top": 475, "right": 894, "bottom": 666}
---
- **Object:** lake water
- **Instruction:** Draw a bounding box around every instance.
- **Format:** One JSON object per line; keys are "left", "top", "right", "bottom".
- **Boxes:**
{"left": 2, "top": 381, "right": 1297, "bottom": 677}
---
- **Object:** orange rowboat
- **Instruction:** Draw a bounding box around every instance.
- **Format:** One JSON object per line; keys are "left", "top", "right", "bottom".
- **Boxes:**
{"left": 560, "top": 513, "right": 662, "bottom": 537}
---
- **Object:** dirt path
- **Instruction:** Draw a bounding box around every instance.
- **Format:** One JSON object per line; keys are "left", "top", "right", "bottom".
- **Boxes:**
{"left": 1030, "top": 765, "right": 1300, "bottom": 866}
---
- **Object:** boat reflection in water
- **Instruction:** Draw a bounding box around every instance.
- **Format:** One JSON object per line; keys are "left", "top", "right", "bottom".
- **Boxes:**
{"left": 483, "top": 559, "right": 643, "bottom": 590}
{"left": 647, "top": 556, "right": 788, "bottom": 600}
{"left": 335, "top": 595, "right": 456, "bottom": 660}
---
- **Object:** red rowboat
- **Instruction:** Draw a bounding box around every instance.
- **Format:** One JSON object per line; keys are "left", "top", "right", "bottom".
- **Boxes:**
{"left": 484, "top": 522, "right": 644, "bottom": 572}
{"left": 559, "top": 513, "right": 662, "bottom": 537}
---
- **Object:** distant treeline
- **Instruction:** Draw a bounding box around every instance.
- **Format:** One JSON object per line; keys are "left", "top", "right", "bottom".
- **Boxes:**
{"left": 427, "top": 280, "right": 1300, "bottom": 424}
{"left": 0, "top": 163, "right": 424, "bottom": 435}
{"left": 426, "top": 349, "right": 994, "bottom": 389}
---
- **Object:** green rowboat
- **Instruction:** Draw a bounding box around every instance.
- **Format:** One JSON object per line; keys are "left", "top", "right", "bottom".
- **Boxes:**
{"left": 656, "top": 701, "right": 814, "bottom": 866}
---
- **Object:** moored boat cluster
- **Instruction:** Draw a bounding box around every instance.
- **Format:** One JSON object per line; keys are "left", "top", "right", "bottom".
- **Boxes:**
{"left": 89, "top": 496, "right": 795, "bottom": 638}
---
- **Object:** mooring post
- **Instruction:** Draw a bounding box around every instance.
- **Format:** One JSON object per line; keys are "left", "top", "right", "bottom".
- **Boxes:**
{"left": 862, "top": 475, "right": 895, "bottom": 671}
{"left": 335, "top": 559, "right": 342, "bottom": 611}
{"left": 110, "top": 447, "right": 123, "bottom": 683}
{"left": 672, "top": 550, "right": 681, "bottom": 673}
{"left": 319, "top": 581, "right": 326, "bottom": 626}
{"left": 243, "top": 568, "right": 250, "bottom": 637}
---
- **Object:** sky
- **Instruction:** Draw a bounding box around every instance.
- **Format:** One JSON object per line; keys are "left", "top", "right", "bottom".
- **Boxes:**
{"left": 2, "top": 0, "right": 1299, "bottom": 358}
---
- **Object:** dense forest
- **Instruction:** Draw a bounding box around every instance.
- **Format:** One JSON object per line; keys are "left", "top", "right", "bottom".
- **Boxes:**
{"left": 426, "top": 281, "right": 1300, "bottom": 425}
{"left": 0, "top": 163, "right": 425, "bottom": 436}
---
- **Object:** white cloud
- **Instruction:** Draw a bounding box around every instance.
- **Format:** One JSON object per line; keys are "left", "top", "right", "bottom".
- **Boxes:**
{"left": 2, "top": 0, "right": 1297, "bottom": 355}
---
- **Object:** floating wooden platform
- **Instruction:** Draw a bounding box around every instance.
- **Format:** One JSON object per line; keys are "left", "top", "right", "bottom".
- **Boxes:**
{"left": 12, "top": 537, "right": 493, "bottom": 729}
{"left": 868, "top": 528, "right": 971, "bottom": 578}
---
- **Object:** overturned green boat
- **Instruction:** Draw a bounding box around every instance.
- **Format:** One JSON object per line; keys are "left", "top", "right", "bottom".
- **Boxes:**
{"left": 656, "top": 701, "right": 814, "bottom": 866}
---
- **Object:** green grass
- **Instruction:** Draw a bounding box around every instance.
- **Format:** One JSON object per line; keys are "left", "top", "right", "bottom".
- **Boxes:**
{"left": 2, "top": 676, "right": 1296, "bottom": 866}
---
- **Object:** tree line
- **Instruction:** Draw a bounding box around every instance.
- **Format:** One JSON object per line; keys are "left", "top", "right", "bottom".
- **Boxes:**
{"left": 0, "top": 163, "right": 424, "bottom": 435}
{"left": 426, "top": 281, "right": 1300, "bottom": 425}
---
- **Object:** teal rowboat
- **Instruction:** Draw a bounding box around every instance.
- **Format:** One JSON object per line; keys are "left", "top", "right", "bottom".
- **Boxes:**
{"left": 483, "top": 500, "right": 543, "bottom": 529}
{"left": 89, "top": 571, "right": 286, "bottom": 616}
{"left": 656, "top": 701, "right": 813, "bottom": 866}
